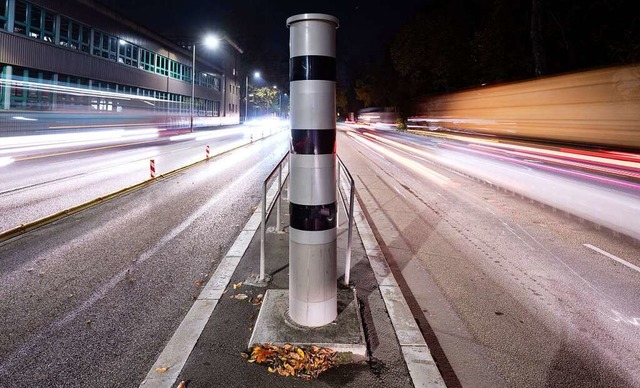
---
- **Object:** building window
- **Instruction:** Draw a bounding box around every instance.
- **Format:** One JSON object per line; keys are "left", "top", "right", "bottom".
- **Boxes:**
{"left": 13, "top": 0, "right": 27, "bottom": 35}
{"left": 118, "top": 41, "right": 139, "bottom": 68}
{"left": 170, "top": 60, "right": 187, "bottom": 81}
{"left": 59, "top": 17, "right": 90, "bottom": 53}
{"left": 93, "top": 31, "right": 117, "bottom": 61}
{"left": 139, "top": 49, "right": 156, "bottom": 72}
{"left": 13, "top": 1, "right": 54, "bottom": 42}
{"left": 156, "top": 55, "right": 169, "bottom": 76}
{"left": 0, "top": 0, "right": 7, "bottom": 30}
{"left": 7, "top": 66, "right": 56, "bottom": 110}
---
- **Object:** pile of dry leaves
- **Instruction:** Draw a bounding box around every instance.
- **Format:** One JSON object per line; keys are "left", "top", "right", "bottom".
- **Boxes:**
{"left": 243, "top": 343, "right": 337, "bottom": 379}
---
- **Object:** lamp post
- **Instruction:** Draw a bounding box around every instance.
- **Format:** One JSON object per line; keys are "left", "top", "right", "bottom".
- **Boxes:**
{"left": 245, "top": 71, "right": 260, "bottom": 122}
{"left": 190, "top": 35, "right": 219, "bottom": 132}
{"left": 272, "top": 85, "right": 278, "bottom": 117}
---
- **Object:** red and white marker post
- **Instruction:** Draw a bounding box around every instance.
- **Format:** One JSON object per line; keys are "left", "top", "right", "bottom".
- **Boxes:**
{"left": 150, "top": 159, "right": 156, "bottom": 179}
{"left": 206, "top": 145, "right": 210, "bottom": 160}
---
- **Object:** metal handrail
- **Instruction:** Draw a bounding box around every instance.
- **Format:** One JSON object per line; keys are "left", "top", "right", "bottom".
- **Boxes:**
{"left": 259, "top": 151, "right": 290, "bottom": 282}
{"left": 258, "top": 152, "right": 354, "bottom": 286}
{"left": 337, "top": 155, "right": 355, "bottom": 286}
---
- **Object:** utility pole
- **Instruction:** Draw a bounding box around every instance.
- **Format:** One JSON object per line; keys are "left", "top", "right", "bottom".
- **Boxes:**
{"left": 245, "top": 75, "right": 249, "bottom": 122}
{"left": 190, "top": 44, "right": 196, "bottom": 132}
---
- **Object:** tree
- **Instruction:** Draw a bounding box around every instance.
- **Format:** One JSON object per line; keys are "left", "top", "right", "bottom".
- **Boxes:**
{"left": 336, "top": 88, "right": 348, "bottom": 117}
{"left": 251, "top": 87, "right": 278, "bottom": 115}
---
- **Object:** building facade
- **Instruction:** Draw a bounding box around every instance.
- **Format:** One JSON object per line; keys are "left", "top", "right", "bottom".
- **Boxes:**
{"left": 0, "top": 0, "right": 241, "bottom": 134}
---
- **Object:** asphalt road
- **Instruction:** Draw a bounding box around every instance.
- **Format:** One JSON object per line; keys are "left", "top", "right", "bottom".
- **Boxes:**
{"left": 0, "top": 123, "right": 284, "bottom": 233}
{"left": 338, "top": 125, "right": 640, "bottom": 387}
{"left": 0, "top": 130, "right": 289, "bottom": 387}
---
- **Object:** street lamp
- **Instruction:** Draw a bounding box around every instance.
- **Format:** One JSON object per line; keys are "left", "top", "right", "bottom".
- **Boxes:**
{"left": 244, "top": 71, "right": 261, "bottom": 122}
{"left": 190, "top": 35, "right": 220, "bottom": 132}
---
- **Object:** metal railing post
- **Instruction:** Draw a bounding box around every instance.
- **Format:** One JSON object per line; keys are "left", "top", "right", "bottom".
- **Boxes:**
{"left": 276, "top": 164, "right": 282, "bottom": 230}
{"left": 253, "top": 151, "right": 290, "bottom": 286}
{"left": 336, "top": 165, "right": 341, "bottom": 225}
{"left": 260, "top": 181, "right": 267, "bottom": 281}
{"left": 344, "top": 181, "right": 355, "bottom": 285}
{"left": 337, "top": 155, "right": 356, "bottom": 286}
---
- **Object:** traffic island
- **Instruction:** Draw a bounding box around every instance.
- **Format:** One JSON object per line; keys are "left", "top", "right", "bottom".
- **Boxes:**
{"left": 248, "top": 289, "right": 367, "bottom": 364}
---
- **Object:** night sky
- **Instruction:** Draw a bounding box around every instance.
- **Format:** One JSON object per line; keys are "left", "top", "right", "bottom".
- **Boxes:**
{"left": 99, "top": 0, "right": 638, "bottom": 113}
{"left": 99, "top": 0, "right": 427, "bottom": 87}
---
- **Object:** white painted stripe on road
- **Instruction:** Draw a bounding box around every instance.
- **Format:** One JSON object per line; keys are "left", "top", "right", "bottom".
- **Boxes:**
{"left": 350, "top": 182, "right": 446, "bottom": 387}
{"left": 140, "top": 158, "right": 288, "bottom": 388}
{"left": 584, "top": 244, "right": 640, "bottom": 274}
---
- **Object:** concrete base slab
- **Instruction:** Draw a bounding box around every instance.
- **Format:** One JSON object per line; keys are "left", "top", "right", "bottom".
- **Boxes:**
{"left": 248, "top": 289, "right": 367, "bottom": 362}
{"left": 244, "top": 273, "right": 271, "bottom": 287}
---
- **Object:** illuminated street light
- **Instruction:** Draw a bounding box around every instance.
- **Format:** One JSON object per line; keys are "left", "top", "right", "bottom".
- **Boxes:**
{"left": 245, "top": 71, "right": 261, "bottom": 122}
{"left": 190, "top": 34, "right": 220, "bottom": 132}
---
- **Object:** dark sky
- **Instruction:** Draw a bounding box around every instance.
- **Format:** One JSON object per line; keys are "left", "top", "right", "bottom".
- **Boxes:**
{"left": 99, "top": 0, "right": 428, "bottom": 87}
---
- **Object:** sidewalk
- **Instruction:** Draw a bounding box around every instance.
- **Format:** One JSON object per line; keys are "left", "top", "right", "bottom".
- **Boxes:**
{"left": 141, "top": 171, "right": 445, "bottom": 387}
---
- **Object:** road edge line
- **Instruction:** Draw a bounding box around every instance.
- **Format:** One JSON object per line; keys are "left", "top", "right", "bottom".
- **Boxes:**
{"left": 347, "top": 181, "right": 447, "bottom": 387}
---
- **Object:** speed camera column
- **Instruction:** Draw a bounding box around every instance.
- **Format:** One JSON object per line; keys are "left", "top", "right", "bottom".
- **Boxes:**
{"left": 286, "top": 13, "right": 339, "bottom": 327}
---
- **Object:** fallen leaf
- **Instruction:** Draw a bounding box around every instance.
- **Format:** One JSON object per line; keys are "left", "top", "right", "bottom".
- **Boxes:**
{"left": 233, "top": 282, "right": 243, "bottom": 290}
{"left": 244, "top": 343, "right": 337, "bottom": 379}
{"left": 194, "top": 280, "right": 203, "bottom": 287}
{"left": 233, "top": 294, "right": 248, "bottom": 300}
{"left": 155, "top": 367, "right": 169, "bottom": 374}
{"left": 177, "top": 381, "right": 186, "bottom": 388}
{"left": 85, "top": 320, "right": 92, "bottom": 324}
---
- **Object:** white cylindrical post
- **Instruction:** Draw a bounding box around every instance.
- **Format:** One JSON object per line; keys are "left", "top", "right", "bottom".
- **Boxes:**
{"left": 287, "top": 13, "right": 339, "bottom": 327}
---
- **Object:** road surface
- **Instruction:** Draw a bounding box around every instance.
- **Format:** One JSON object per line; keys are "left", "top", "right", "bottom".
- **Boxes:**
{"left": 338, "top": 125, "right": 640, "bottom": 387}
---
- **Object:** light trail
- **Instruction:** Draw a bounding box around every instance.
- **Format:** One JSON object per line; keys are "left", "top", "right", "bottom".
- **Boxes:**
{"left": 0, "top": 130, "right": 160, "bottom": 156}
{"left": 346, "top": 131, "right": 451, "bottom": 186}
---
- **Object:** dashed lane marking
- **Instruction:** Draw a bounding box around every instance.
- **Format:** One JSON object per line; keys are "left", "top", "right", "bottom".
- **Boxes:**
{"left": 584, "top": 244, "right": 640, "bottom": 275}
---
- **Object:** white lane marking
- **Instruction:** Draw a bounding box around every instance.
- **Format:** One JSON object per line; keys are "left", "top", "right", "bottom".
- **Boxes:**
{"left": 516, "top": 228, "right": 605, "bottom": 297}
{"left": 140, "top": 162, "right": 287, "bottom": 387}
{"left": 350, "top": 177, "right": 446, "bottom": 387}
{"left": 499, "top": 220, "right": 534, "bottom": 251}
{"left": 584, "top": 244, "right": 640, "bottom": 274}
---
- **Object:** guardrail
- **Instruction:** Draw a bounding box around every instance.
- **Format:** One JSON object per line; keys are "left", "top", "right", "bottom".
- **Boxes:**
{"left": 337, "top": 155, "right": 356, "bottom": 286}
{"left": 257, "top": 151, "right": 290, "bottom": 283}
{"left": 255, "top": 152, "right": 356, "bottom": 286}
